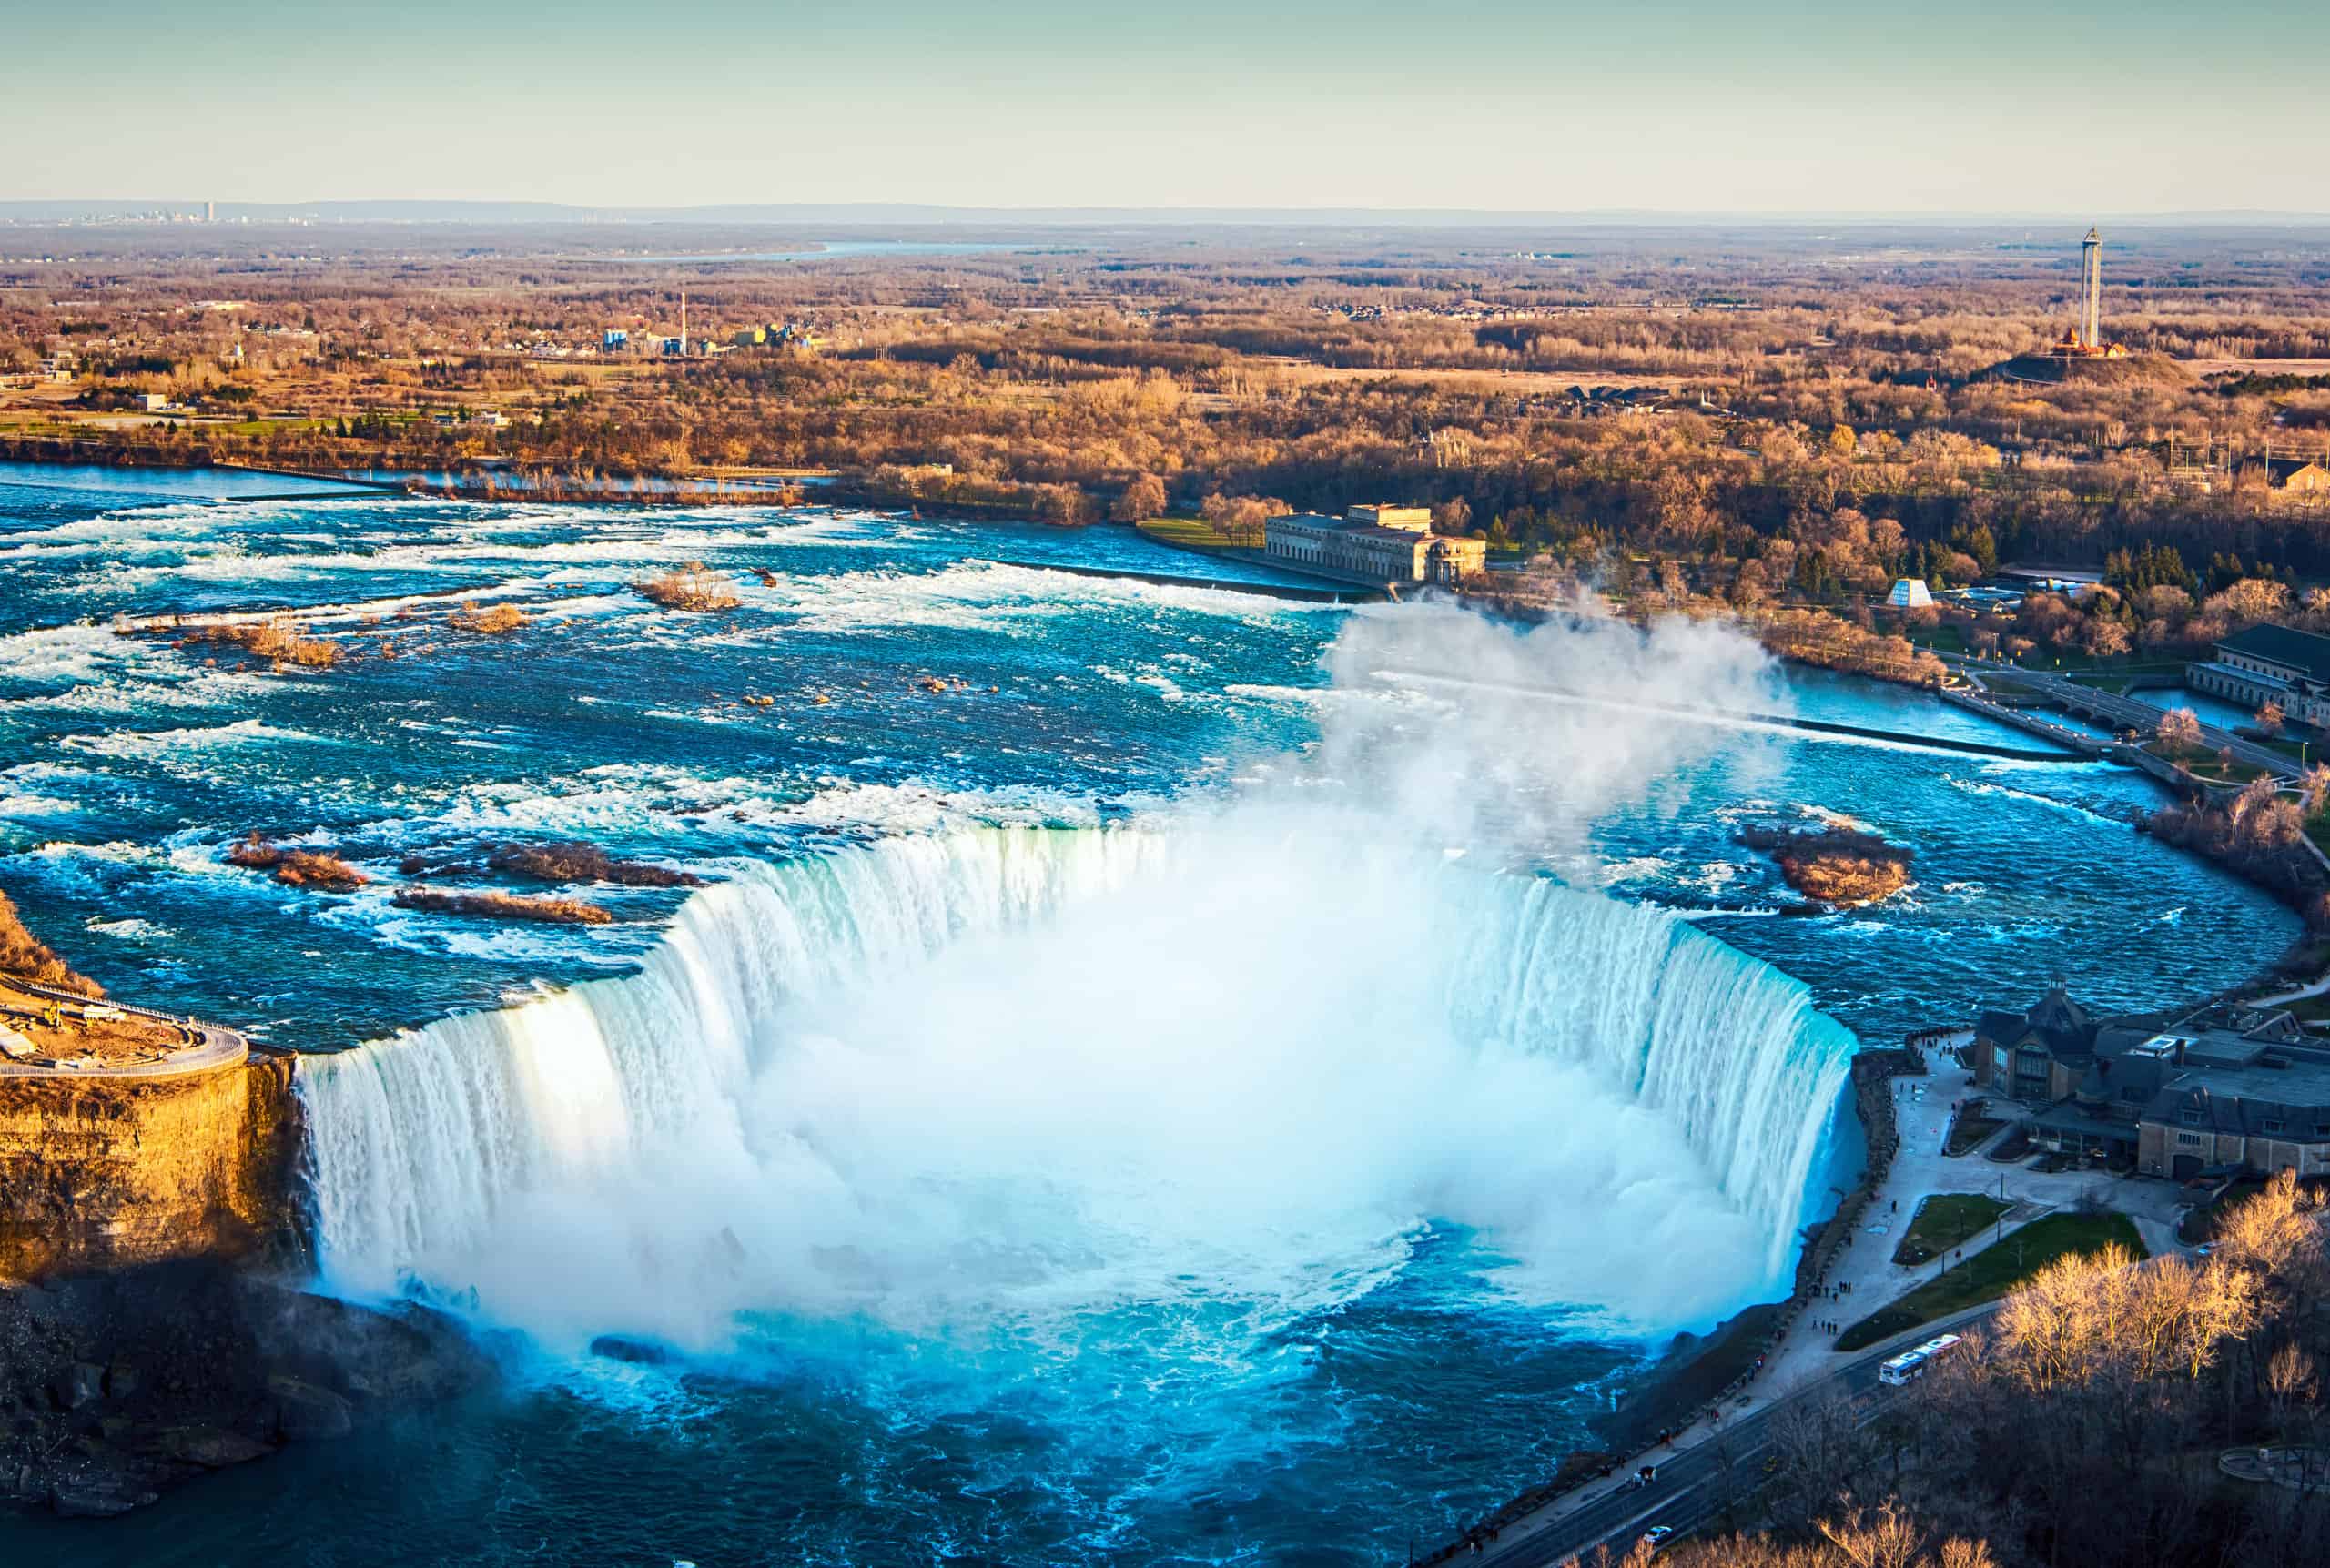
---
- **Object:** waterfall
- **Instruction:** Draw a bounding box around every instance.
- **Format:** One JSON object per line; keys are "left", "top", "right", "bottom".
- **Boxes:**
{"left": 299, "top": 820, "right": 1855, "bottom": 1347}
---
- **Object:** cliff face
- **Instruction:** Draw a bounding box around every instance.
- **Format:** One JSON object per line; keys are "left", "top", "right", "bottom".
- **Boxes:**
{"left": 0, "top": 1057, "right": 302, "bottom": 1281}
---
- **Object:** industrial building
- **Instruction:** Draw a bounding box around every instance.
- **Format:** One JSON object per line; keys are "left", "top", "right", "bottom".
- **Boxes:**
{"left": 2187, "top": 622, "right": 2330, "bottom": 729}
{"left": 1262, "top": 505, "right": 1486, "bottom": 585}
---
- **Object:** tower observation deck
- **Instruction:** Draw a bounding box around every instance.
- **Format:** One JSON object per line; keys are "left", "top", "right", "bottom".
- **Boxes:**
{"left": 2050, "top": 226, "right": 2126, "bottom": 359}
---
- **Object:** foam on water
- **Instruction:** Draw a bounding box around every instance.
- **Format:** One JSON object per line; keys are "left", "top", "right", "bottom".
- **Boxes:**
{"left": 300, "top": 815, "right": 1854, "bottom": 1354}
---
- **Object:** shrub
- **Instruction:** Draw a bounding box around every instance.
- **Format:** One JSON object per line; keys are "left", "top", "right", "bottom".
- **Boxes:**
{"left": 225, "top": 835, "right": 368, "bottom": 892}
{"left": 633, "top": 562, "right": 739, "bottom": 612}
{"left": 0, "top": 888, "right": 102, "bottom": 996}
{"left": 184, "top": 616, "right": 343, "bottom": 669}
{"left": 486, "top": 841, "right": 702, "bottom": 888}
{"left": 448, "top": 601, "right": 532, "bottom": 634}
{"left": 392, "top": 886, "right": 613, "bottom": 925}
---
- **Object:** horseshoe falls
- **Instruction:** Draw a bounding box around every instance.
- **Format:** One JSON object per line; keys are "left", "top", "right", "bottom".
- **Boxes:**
{"left": 301, "top": 824, "right": 1855, "bottom": 1353}
{"left": 2, "top": 470, "right": 2298, "bottom": 1567}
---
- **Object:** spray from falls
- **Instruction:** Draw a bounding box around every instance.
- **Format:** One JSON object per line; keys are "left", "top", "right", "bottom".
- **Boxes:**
{"left": 301, "top": 817, "right": 1852, "bottom": 1349}
{"left": 299, "top": 599, "right": 1856, "bottom": 1350}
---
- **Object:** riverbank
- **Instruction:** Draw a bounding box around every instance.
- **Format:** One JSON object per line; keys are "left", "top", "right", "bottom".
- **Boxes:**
{"left": 1426, "top": 1044, "right": 1922, "bottom": 1562}
{"left": 0, "top": 1259, "right": 491, "bottom": 1518}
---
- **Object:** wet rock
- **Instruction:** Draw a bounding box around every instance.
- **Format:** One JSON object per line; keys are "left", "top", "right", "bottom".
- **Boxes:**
{"left": 267, "top": 1376, "right": 352, "bottom": 1441}
{"left": 589, "top": 1333, "right": 672, "bottom": 1366}
{"left": 147, "top": 1425, "right": 275, "bottom": 1469}
{"left": 48, "top": 1361, "right": 103, "bottom": 1411}
{"left": 49, "top": 1474, "right": 154, "bottom": 1517}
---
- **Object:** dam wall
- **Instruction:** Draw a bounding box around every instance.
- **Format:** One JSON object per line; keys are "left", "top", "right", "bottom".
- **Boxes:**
{"left": 0, "top": 1057, "right": 302, "bottom": 1281}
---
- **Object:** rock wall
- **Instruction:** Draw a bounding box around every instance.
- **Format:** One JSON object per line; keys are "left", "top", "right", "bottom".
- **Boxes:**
{"left": 0, "top": 1057, "right": 301, "bottom": 1282}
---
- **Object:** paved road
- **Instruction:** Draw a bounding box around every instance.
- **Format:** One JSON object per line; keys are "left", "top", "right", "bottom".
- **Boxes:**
{"left": 1471, "top": 1302, "right": 2006, "bottom": 1568}
{"left": 1943, "top": 656, "right": 2295, "bottom": 778}
{"left": 0, "top": 979, "right": 248, "bottom": 1077}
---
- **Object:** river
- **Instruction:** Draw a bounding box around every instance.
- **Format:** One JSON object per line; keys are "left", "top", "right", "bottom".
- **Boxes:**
{"left": 0, "top": 462, "right": 2295, "bottom": 1565}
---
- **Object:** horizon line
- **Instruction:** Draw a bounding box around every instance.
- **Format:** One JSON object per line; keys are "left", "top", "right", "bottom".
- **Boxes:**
{"left": 8, "top": 199, "right": 2330, "bottom": 229}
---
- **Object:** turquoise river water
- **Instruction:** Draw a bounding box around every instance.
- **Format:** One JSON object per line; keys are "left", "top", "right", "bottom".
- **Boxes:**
{"left": 0, "top": 462, "right": 2296, "bottom": 1565}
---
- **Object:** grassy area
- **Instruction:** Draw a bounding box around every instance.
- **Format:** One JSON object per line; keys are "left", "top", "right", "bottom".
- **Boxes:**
{"left": 1944, "top": 1116, "right": 2008, "bottom": 1157}
{"left": 1135, "top": 516, "right": 1239, "bottom": 552}
{"left": 2181, "top": 757, "right": 2277, "bottom": 784}
{"left": 2150, "top": 744, "right": 2276, "bottom": 784}
{"left": 1892, "top": 1193, "right": 2011, "bottom": 1265}
{"left": 1839, "top": 1210, "right": 2148, "bottom": 1351}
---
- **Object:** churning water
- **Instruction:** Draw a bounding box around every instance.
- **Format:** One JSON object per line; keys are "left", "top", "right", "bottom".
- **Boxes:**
{"left": 0, "top": 464, "right": 2297, "bottom": 1565}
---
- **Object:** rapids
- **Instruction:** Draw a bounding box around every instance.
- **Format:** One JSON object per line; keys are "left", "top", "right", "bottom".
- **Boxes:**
{"left": 0, "top": 463, "right": 2298, "bottom": 1564}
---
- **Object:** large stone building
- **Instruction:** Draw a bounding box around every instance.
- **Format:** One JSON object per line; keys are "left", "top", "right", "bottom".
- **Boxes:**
{"left": 1972, "top": 986, "right": 2330, "bottom": 1179}
{"left": 2187, "top": 622, "right": 2330, "bottom": 729}
{"left": 1263, "top": 504, "right": 1487, "bottom": 585}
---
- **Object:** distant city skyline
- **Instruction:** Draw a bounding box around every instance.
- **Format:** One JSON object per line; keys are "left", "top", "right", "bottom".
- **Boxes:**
{"left": 14, "top": 0, "right": 2328, "bottom": 215}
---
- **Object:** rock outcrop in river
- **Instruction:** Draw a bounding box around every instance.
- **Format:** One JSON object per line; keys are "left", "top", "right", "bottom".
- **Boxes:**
{"left": 1736, "top": 824, "right": 1914, "bottom": 908}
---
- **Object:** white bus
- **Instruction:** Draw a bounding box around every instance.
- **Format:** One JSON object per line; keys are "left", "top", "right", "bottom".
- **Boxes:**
{"left": 1878, "top": 1333, "right": 1963, "bottom": 1386}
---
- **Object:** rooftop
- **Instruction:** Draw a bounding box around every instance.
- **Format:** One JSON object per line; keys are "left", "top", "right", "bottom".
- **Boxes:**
{"left": 2216, "top": 622, "right": 2330, "bottom": 684}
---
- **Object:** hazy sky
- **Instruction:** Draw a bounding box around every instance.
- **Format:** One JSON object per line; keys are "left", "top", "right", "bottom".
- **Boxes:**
{"left": 13, "top": 0, "right": 2325, "bottom": 214}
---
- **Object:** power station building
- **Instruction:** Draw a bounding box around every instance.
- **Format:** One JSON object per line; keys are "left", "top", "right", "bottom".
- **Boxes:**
{"left": 1263, "top": 504, "right": 1486, "bottom": 585}
{"left": 2187, "top": 622, "right": 2330, "bottom": 730}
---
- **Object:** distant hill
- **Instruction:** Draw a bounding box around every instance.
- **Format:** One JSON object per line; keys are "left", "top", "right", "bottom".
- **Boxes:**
{"left": 1980, "top": 351, "right": 2192, "bottom": 389}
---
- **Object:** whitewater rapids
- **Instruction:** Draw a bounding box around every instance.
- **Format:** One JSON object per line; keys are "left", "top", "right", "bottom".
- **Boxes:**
{"left": 299, "top": 816, "right": 1854, "bottom": 1351}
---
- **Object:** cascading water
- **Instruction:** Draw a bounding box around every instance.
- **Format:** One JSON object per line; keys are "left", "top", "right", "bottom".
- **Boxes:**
{"left": 299, "top": 814, "right": 1854, "bottom": 1352}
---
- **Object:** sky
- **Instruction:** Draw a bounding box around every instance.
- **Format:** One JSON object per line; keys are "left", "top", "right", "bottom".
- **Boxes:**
{"left": 11, "top": 0, "right": 2326, "bottom": 216}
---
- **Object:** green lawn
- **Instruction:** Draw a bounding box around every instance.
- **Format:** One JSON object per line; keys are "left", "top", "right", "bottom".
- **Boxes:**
{"left": 1839, "top": 1211, "right": 2148, "bottom": 1351}
{"left": 1944, "top": 1116, "right": 2009, "bottom": 1157}
{"left": 1135, "top": 516, "right": 1240, "bottom": 552}
{"left": 1892, "top": 1193, "right": 2011, "bottom": 1265}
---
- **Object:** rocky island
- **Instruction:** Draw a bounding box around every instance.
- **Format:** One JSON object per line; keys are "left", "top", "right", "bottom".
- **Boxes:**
{"left": 1735, "top": 824, "right": 1916, "bottom": 908}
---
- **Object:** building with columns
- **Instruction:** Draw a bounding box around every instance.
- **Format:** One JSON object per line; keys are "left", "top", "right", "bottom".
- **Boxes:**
{"left": 1263, "top": 504, "right": 1486, "bottom": 585}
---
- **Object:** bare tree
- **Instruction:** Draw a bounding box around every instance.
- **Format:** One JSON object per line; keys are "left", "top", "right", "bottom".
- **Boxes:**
{"left": 2155, "top": 706, "right": 2203, "bottom": 757}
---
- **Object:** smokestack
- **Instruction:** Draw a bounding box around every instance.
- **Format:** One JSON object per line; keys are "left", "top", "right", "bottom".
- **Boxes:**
{"left": 681, "top": 289, "right": 688, "bottom": 357}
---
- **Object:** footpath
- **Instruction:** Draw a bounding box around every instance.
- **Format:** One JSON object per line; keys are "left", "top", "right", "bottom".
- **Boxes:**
{"left": 1462, "top": 1050, "right": 2193, "bottom": 1563}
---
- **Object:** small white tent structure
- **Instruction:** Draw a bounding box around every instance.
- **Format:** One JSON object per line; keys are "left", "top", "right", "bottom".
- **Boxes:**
{"left": 1888, "top": 578, "right": 1934, "bottom": 609}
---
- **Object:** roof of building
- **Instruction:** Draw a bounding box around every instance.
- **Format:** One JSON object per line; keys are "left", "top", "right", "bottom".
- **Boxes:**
{"left": 2215, "top": 622, "right": 2330, "bottom": 683}
{"left": 2144, "top": 1059, "right": 2330, "bottom": 1133}
{"left": 1269, "top": 513, "right": 1436, "bottom": 548}
{"left": 2031, "top": 1101, "right": 2142, "bottom": 1142}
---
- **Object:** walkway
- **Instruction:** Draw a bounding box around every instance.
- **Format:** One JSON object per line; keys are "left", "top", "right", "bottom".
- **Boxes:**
{"left": 0, "top": 979, "right": 248, "bottom": 1078}
{"left": 1474, "top": 1300, "right": 2012, "bottom": 1567}
{"left": 1946, "top": 655, "right": 2295, "bottom": 780}
{"left": 1383, "top": 673, "right": 2084, "bottom": 764}
{"left": 1454, "top": 1051, "right": 2193, "bottom": 1565}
